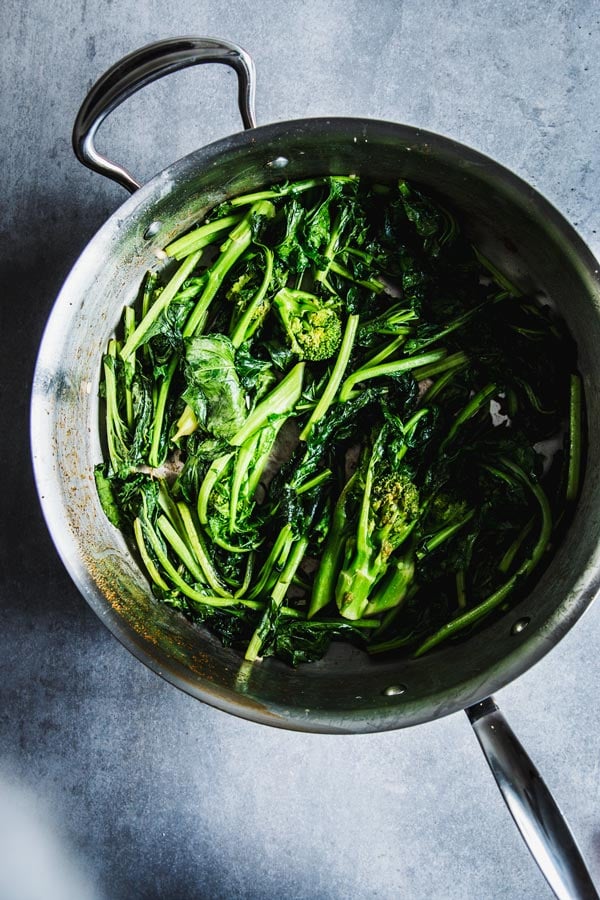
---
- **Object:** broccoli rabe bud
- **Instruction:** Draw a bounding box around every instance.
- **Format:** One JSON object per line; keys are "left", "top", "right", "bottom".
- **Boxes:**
{"left": 371, "top": 471, "right": 420, "bottom": 558}
{"left": 273, "top": 287, "right": 342, "bottom": 361}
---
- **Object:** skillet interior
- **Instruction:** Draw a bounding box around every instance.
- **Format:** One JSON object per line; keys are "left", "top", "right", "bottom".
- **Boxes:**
{"left": 31, "top": 118, "right": 600, "bottom": 733}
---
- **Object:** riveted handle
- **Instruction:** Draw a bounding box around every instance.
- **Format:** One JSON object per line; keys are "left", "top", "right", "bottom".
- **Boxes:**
{"left": 467, "top": 698, "right": 598, "bottom": 900}
{"left": 72, "top": 36, "right": 256, "bottom": 193}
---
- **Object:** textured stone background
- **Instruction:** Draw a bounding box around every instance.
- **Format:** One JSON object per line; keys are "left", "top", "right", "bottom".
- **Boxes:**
{"left": 2, "top": 2, "right": 600, "bottom": 898}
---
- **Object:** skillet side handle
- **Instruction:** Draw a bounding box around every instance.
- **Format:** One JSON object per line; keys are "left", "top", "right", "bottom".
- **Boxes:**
{"left": 466, "top": 698, "right": 598, "bottom": 900}
{"left": 72, "top": 36, "right": 256, "bottom": 193}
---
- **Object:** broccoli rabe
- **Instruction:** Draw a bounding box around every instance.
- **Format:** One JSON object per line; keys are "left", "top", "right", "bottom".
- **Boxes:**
{"left": 273, "top": 287, "right": 343, "bottom": 361}
{"left": 335, "top": 425, "right": 420, "bottom": 620}
{"left": 96, "top": 174, "right": 583, "bottom": 666}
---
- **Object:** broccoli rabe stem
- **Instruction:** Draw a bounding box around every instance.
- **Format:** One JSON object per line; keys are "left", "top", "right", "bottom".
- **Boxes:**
{"left": 295, "top": 469, "right": 332, "bottom": 495}
{"left": 363, "top": 553, "right": 415, "bottom": 616}
{"left": 413, "top": 460, "right": 552, "bottom": 656}
{"left": 244, "top": 536, "right": 310, "bottom": 661}
{"left": 328, "top": 259, "right": 384, "bottom": 293}
{"left": 299, "top": 314, "right": 360, "bottom": 442}
{"left": 363, "top": 335, "right": 407, "bottom": 369}
{"left": 229, "top": 435, "right": 261, "bottom": 534}
{"left": 121, "top": 249, "right": 203, "bottom": 360}
{"left": 416, "top": 509, "right": 475, "bottom": 557}
{"left": 148, "top": 356, "right": 178, "bottom": 467}
{"left": 336, "top": 435, "right": 405, "bottom": 621}
{"left": 418, "top": 361, "right": 468, "bottom": 405}
{"left": 314, "top": 211, "right": 346, "bottom": 293}
{"left": 197, "top": 452, "right": 234, "bottom": 525}
{"left": 133, "top": 517, "right": 169, "bottom": 591}
{"left": 226, "top": 176, "right": 357, "bottom": 209}
{"left": 439, "top": 383, "right": 497, "bottom": 453}
{"left": 230, "top": 246, "right": 274, "bottom": 347}
{"left": 247, "top": 524, "right": 294, "bottom": 601}
{"left": 136, "top": 510, "right": 236, "bottom": 607}
{"left": 103, "top": 340, "right": 130, "bottom": 473}
{"left": 411, "top": 351, "right": 468, "bottom": 382}
{"left": 473, "top": 247, "right": 523, "bottom": 296}
{"left": 229, "top": 421, "right": 283, "bottom": 534}
{"left": 177, "top": 501, "right": 233, "bottom": 598}
{"left": 308, "top": 474, "right": 358, "bottom": 618}
{"left": 230, "top": 362, "right": 305, "bottom": 446}
{"left": 156, "top": 514, "right": 206, "bottom": 584}
{"left": 165, "top": 213, "right": 243, "bottom": 260}
{"left": 498, "top": 517, "right": 535, "bottom": 574}
{"left": 339, "top": 349, "right": 447, "bottom": 402}
{"left": 123, "top": 307, "right": 136, "bottom": 429}
{"left": 183, "top": 201, "right": 276, "bottom": 337}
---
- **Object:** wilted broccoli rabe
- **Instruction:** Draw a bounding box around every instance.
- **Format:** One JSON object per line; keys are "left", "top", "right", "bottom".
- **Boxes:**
{"left": 273, "top": 287, "right": 343, "bottom": 361}
{"left": 95, "top": 175, "right": 583, "bottom": 666}
{"left": 335, "top": 425, "right": 420, "bottom": 620}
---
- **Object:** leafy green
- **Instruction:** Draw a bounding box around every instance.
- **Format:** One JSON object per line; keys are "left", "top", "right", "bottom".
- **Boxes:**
{"left": 181, "top": 334, "right": 247, "bottom": 440}
{"left": 96, "top": 175, "right": 584, "bottom": 665}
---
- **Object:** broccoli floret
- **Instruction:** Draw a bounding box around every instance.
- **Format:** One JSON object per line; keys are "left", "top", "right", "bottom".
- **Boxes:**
{"left": 427, "top": 490, "right": 469, "bottom": 528}
{"left": 371, "top": 469, "right": 420, "bottom": 560}
{"left": 273, "top": 287, "right": 342, "bottom": 361}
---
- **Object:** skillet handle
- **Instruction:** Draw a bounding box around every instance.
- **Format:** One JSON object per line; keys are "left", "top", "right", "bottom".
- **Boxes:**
{"left": 466, "top": 698, "right": 598, "bottom": 900}
{"left": 72, "top": 36, "right": 256, "bottom": 193}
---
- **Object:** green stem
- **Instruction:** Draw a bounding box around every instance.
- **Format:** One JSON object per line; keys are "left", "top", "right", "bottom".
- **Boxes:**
{"left": 165, "top": 213, "right": 243, "bottom": 260}
{"left": 364, "top": 335, "right": 407, "bottom": 369}
{"left": 498, "top": 517, "right": 535, "bottom": 574}
{"left": 230, "top": 246, "right": 274, "bottom": 347}
{"left": 229, "top": 435, "right": 260, "bottom": 533}
{"left": 157, "top": 515, "right": 205, "bottom": 584}
{"left": 363, "top": 553, "right": 415, "bottom": 616}
{"left": 123, "top": 307, "right": 136, "bottom": 429}
{"left": 104, "top": 340, "right": 129, "bottom": 472}
{"left": 227, "top": 176, "right": 356, "bottom": 209}
{"left": 418, "top": 364, "right": 466, "bottom": 405}
{"left": 308, "top": 474, "right": 357, "bottom": 618}
{"left": 417, "top": 509, "right": 475, "bottom": 557}
{"left": 197, "top": 452, "right": 234, "bottom": 525}
{"left": 328, "top": 259, "right": 383, "bottom": 293}
{"left": 315, "top": 212, "right": 345, "bottom": 290}
{"left": 133, "top": 517, "right": 170, "bottom": 590}
{"left": 247, "top": 524, "right": 294, "bottom": 601}
{"left": 230, "top": 362, "right": 305, "bottom": 446}
{"left": 121, "top": 250, "right": 202, "bottom": 360}
{"left": 439, "top": 383, "right": 496, "bottom": 453}
{"left": 299, "top": 314, "right": 360, "bottom": 441}
{"left": 183, "top": 201, "right": 275, "bottom": 338}
{"left": 411, "top": 350, "right": 468, "bottom": 381}
{"left": 234, "top": 553, "right": 255, "bottom": 599}
{"left": 148, "top": 356, "right": 178, "bottom": 467}
{"left": 413, "top": 461, "right": 552, "bottom": 657}
{"left": 245, "top": 537, "right": 310, "bottom": 661}
{"left": 295, "top": 469, "right": 332, "bottom": 495}
{"left": 339, "top": 349, "right": 446, "bottom": 402}
{"left": 473, "top": 247, "right": 523, "bottom": 296}
{"left": 177, "top": 501, "right": 233, "bottom": 597}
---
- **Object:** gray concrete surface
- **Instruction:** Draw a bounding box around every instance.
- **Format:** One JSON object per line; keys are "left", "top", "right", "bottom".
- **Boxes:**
{"left": 2, "top": 1, "right": 600, "bottom": 898}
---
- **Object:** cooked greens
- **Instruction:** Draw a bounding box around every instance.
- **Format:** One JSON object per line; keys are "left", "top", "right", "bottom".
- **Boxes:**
{"left": 95, "top": 175, "right": 583, "bottom": 665}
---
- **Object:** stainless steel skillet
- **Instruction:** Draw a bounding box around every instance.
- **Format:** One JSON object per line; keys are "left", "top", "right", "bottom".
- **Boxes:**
{"left": 31, "top": 37, "right": 600, "bottom": 898}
